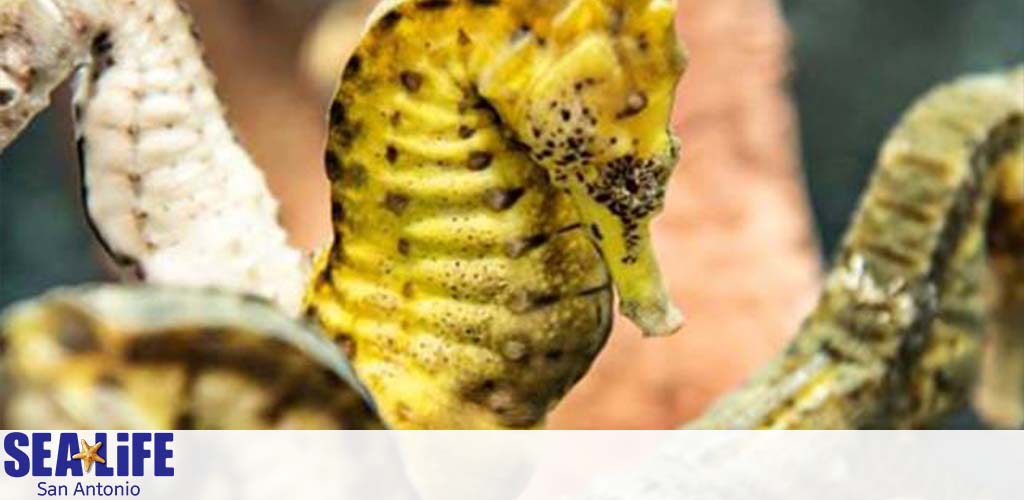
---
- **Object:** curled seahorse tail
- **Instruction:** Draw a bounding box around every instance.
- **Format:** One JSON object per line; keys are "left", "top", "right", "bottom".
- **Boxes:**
{"left": 691, "top": 67, "right": 1024, "bottom": 429}
{"left": 0, "top": 286, "right": 382, "bottom": 429}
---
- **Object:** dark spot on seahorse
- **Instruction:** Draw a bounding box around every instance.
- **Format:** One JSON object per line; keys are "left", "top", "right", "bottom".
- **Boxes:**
{"left": 331, "top": 239, "right": 346, "bottom": 263}
{"left": 416, "top": 0, "right": 452, "bottom": 9}
{"left": 458, "top": 29, "right": 471, "bottom": 46}
{"left": 96, "top": 373, "right": 122, "bottom": 388}
{"left": 385, "top": 192, "right": 410, "bottom": 215}
{"left": 90, "top": 31, "right": 117, "bottom": 80}
{"left": 397, "top": 239, "right": 411, "bottom": 255}
{"left": 0, "top": 89, "right": 14, "bottom": 107}
{"left": 343, "top": 162, "right": 368, "bottom": 187}
{"left": 400, "top": 71, "right": 424, "bottom": 92}
{"left": 379, "top": 11, "right": 403, "bottom": 30}
{"left": 324, "top": 150, "right": 342, "bottom": 181}
{"left": 458, "top": 125, "right": 476, "bottom": 139}
{"left": 590, "top": 224, "right": 604, "bottom": 241}
{"left": 331, "top": 201, "right": 346, "bottom": 222}
{"left": 386, "top": 145, "right": 399, "bottom": 164}
{"left": 933, "top": 370, "right": 955, "bottom": 391}
{"left": 470, "top": 0, "right": 500, "bottom": 6}
{"left": 617, "top": 92, "right": 648, "bottom": 119}
{"left": 92, "top": 31, "right": 113, "bottom": 54}
{"left": 343, "top": 55, "right": 362, "bottom": 78}
{"left": 335, "top": 335, "right": 357, "bottom": 359}
{"left": 54, "top": 312, "right": 101, "bottom": 354}
{"left": 505, "top": 233, "right": 549, "bottom": 258}
{"left": 544, "top": 349, "right": 564, "bottom": 362}
{"left": 334, "top": 120, "right": 362, "bottom": 147}
{"left": 175, "top": 412, "right": 196, "bottom": 430}
{"left": 636, "top": 34, "right": 650, "bottom": 52}
{"left": 329, "top": 101, "right": 346, "bottom": 126}
{"left": 561, "top": 109, "right": 572, "bottom": 122}
{"left": 483, "top": 187, "right": 526, "bottom": 211}
{"left": 531, "top": 293, "right": 561, "bottom": 309}
{"left": 468, "top": 151, "right": 494, "bottom": 170}
{"left": 402, "top": 283, "right": 416, "bottom": 298}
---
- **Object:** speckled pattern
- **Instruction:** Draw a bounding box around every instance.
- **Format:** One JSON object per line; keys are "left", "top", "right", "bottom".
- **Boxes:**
{"left": 306, "top": 0, "right": 686, "bottom": 428}
{"left": 0, "top": 286, "right": 382, "bottom": 429}
{"left": 0, "top": 0, "right": 107, "bottom": 150}
{"left": 693, "top": 69, "right": 1024, "bottom": 429}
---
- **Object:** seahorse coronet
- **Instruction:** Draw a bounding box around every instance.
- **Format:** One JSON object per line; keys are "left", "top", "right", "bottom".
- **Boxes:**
{"left": 305, "top": 0, "right": 688, "bottom": 429}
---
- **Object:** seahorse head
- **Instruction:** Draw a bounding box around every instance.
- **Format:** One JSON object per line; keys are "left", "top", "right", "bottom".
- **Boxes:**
{"left": 480, "top": 0, "right": 686, "bottom": 336}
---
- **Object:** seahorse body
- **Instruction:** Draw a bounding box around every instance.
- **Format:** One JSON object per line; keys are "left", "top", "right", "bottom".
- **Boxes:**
{"left": 306, "top": 0, "right": 686, "bottom": 429}
{"left": 0, "top": 286, "right": 382, "bottom": 429}
{"left": 0, "top": 0, "right": 107, "bottom": 150}
{"left": 692, "top": 68, "right": 1024, "bottom": 429}
{"left": 71, "top": 0, "right": 308, "bottom": 314}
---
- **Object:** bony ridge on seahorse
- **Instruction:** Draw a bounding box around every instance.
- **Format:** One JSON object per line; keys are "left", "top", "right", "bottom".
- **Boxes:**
{"left": 305, "top": 0, "right": 687, "bottom": 429}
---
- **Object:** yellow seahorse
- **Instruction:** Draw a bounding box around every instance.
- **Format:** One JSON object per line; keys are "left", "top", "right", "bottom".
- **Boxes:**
{"left": 305, "top": 0, "right": 687, "bottom": 429}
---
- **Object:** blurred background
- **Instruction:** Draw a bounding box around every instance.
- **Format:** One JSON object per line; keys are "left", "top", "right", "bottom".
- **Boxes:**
{"left": 1, "top": 0, "right": 1022, "bottom": 428}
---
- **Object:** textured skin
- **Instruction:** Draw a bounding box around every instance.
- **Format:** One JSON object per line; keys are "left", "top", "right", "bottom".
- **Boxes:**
{"left": 0, "top": 0, "right": 107, "bottom": 150}
{"left": 0, "top": 286, "right": 382, "bottom": 429}
{"left": 306, "top": 0, "right": 686, "bottom": 429}
{"left": 691, "top": 69, "right": 1024, "bottom": 429}
{"left": 71, "top": 0, "right": 308, "bottom": 314}
{"left": 974, "top": 140, "right": 1024, "bottom": 427}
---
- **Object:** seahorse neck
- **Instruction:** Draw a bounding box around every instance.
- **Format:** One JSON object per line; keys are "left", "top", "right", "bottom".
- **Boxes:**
{"left": 73, "top": 0, "right": 308, "bottom": 314}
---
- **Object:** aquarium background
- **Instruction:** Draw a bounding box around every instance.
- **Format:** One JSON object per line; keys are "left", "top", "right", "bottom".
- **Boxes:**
{"left": 5, "top": 0, "right": 1022, "bottom": 305}
{"left": 0, "top": 0, "right": 1021, "bottom": 428}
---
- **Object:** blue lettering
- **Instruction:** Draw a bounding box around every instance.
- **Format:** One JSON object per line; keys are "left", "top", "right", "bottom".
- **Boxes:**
{"left": 131, "top": 434, "right": 151, "bottom": 477}
{"left": 153, "top": 433, "right": 174, "bottom": 476}
{"left": 4, "top": 433, "right": 30, "bottom": 477}
{"left": 94, "top": 433, "right": 113, "bottom": 477}
{"left": 116, "top": 433, "right": 130, "bottom": 476}
{"left": 36, "top": 481, "right": 67, "bottom": 496}
{"left": 54, "top": 433, "right": 83, "bottom": 477}
{"left": 30, "top": 434, "right": 52, "bottom": 476}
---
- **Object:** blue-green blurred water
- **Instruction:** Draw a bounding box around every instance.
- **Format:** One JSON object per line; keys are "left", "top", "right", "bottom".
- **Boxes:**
{"left": 783, "top": 0, "right": 1024, "bottom": 251}
{"left": 0, "top": 108, "right": 107, "bottom": 306}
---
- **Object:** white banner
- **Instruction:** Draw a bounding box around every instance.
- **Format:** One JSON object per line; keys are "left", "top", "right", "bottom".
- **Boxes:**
{"left": 0, "top": 431, "right": 1019, "bottom": 500}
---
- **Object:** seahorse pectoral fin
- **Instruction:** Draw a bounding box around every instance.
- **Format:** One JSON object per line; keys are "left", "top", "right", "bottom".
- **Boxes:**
{"left": 564, "top": 171, "right": 683, "bottom": 337}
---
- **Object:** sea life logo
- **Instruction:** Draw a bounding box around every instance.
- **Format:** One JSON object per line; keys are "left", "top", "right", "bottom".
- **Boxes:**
{"left": 1, "top": 432, "right": 174, "bottom": 497}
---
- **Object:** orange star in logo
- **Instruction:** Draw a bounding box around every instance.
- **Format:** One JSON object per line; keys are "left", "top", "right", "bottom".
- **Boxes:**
{"left": 72, "top": 439, "right": 106, "bottom": 473}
